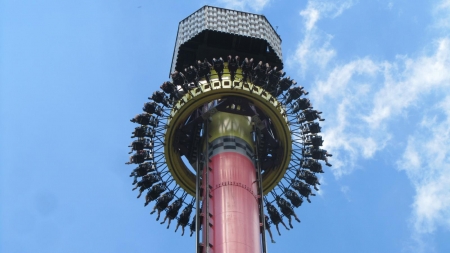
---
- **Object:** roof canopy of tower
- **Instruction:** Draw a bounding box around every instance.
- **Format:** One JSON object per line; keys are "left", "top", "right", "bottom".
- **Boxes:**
{"left": 170, "top": 5, "right": 283, "bottom": 75}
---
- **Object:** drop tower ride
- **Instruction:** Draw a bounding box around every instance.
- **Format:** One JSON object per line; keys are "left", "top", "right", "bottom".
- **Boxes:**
{"left": 126, "top": 6, "right": 331, "bottom": 253}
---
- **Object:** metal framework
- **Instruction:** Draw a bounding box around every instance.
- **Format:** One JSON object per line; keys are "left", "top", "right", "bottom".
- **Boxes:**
{"left": 126, "top": 5, "right": 331, "bottom": 253}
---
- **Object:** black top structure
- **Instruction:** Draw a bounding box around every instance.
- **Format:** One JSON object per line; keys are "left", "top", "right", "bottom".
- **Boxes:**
{"left": 170, "top": 5, "right": 283, "bottom": 75}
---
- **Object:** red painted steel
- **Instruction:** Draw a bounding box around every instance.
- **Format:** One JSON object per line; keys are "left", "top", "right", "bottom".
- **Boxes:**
{"left": 206, "top": 151, "right": 261, "bottom": 253}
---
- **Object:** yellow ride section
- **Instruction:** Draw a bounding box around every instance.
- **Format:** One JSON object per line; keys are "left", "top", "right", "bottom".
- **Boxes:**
{"left": 164, "top": 65, "right": 292, "bottom": 196}
{"left": 207, "top": 112, "right": 254, "bottom": 146}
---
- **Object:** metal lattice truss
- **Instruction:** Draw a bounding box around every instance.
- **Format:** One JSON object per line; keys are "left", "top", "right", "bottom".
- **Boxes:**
{"left": 126, "top": 61, "right": 331, "bottom": 240}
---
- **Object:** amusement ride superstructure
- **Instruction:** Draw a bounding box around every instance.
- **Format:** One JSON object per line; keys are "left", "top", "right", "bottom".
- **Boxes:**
{"left": 126, "top": 6, "right": 331, "bottom": 253}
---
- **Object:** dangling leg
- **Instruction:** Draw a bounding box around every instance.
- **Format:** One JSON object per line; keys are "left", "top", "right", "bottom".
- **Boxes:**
{"left": 160, "top": 215, "right": 168, "bottom": 224}
{"left": 267, "top": 227, "right": 276, "bottom": 243}
{"left": 280, "top": 220, "right": 290, "bottom": 231}
{"left": 287, "top": 216, "right": 293, "bottom": 229}
{"left": 275, "top": 224, "right": 281, "bottom": 236}
{"left": 293, "top": 212, "right": 301, "bottom": 223}
{"left": 137, "top": 188, "right": 144, "bottom": 198}
{"left": 166, "top": 218, "right": 172, "bottom": 229}
{"left": 156, "top": 209, "right": 162, "bottom": 221}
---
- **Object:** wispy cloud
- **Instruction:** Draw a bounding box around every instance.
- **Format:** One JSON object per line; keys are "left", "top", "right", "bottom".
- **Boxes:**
{"left": 365, "top": 39, "right": 450, "bottom": 129}
{"left": 300, "top": 0, "right": 354, "bottom": 30}
{"left": 340, "top": 185, "right": 351, "bottom": 202}
{"left": 290, "top": 1, "right": 450, "bottom": 250}
{"left": 434, "top": 0, "right": 450, "bottom": 30}
{"left": 215, "top": 0, "right": 270, "bottom": 12}
{"left": 288, "top": 0, "right": 353, "bottom": 75}
{"left": 398, "top": 97, "right": 450, "bottom": 234}
{"left": 309, "top": 57, "right": 390, "bottom": 178}
{"left": 290, "top": 0, "right": 450, "bottom": 176}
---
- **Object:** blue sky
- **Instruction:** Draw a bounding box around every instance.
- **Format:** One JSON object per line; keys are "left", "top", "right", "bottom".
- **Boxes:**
{"left": 1, "top": 0, "right": 450, "bottom": 252}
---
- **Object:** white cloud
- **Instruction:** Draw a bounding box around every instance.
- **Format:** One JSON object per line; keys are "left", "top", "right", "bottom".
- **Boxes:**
{"left": 434, "top": 0, "right": 450, "bottom": 30}
{"left": 290, "top": 32, "right": 336, "bottom": 75}
{"left": 300, "top": 5, "right": 320, "bottom": 31}
{"left": 365, "top": 39, "right": 450, "bottom": 129}
{"left": 311, "top": 41, "right": 450, "bottom": 249}
{"left": 289, "top": 0, "right": 353, "bottom": 75}
{"left": 398, "top": 97, "right": 450, "bottom": 236}
{"left": 300, "top": 0, "right": 354, "bottom": 30}
{"left": 314, "top": 58, "right": 379, "bottom": 100}
{"left": 215, "top": 0, "right": 270, "bottom": 12}
{"left": 290, "top": 0, "right": 450, "bottom": 176}
{"left": 289, "top": 1, "right": 450, "bottom": 249}
{"left": 307, "top": 57, "right": 390, "bottom": 178}
{"left": 297, "top": 35, "right": 450, "bottom": 179}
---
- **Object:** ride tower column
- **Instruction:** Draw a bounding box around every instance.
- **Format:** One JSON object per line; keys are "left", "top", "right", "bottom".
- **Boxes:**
{"left": 202, "top": 110, "right": 260, "bottom": 253}
{"left": 124, "top": 5, "right": 330, "bottom": 253}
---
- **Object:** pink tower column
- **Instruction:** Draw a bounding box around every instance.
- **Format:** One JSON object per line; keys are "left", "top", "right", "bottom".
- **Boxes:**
{"left": 203, "top": 112, "right": 261, "bottom": 253}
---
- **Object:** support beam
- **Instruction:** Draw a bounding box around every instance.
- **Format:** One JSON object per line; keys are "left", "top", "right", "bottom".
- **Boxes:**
{"left": 203, "top": 112, "right": 260, "bottom": 253}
